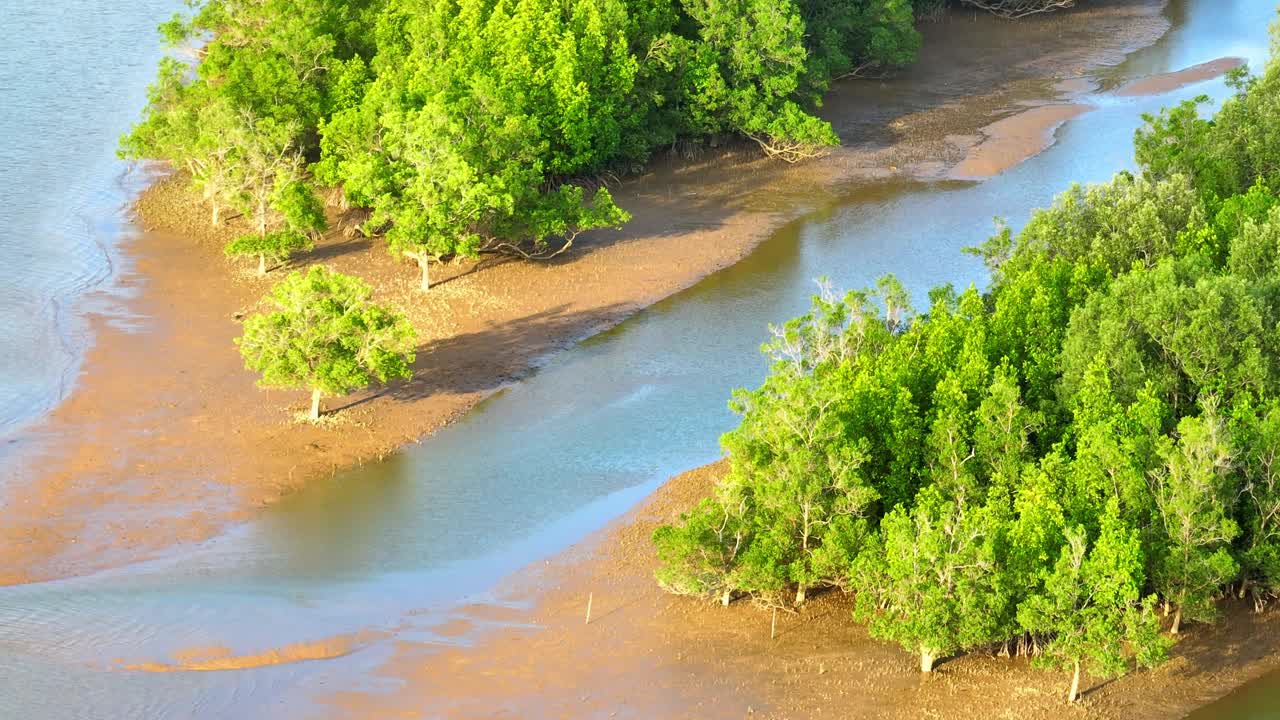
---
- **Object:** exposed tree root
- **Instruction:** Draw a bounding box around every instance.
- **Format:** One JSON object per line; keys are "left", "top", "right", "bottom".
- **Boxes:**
{"left": 958, "top": 0, "right": 1076, "bottom": 18}
{"left": 747, "top": 135, "right": 826, "bottom": 164}
{"left": 480, "top": 231, "right": 581, "bottom": 261}
{"left": 834, "top": 61, "right": 896, "bottom": 82}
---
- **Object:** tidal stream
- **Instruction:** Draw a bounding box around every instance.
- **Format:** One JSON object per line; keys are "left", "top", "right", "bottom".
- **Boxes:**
{"left": 1, "top": 1, "right": 1277, "bottom": 718}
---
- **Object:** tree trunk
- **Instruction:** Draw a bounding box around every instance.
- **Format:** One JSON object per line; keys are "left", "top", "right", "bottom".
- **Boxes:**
{"left": 1171, "top": 606, "right": 1182, "bottom": 635}
{"left": 920, "top": 647, "right": 937, "bottom": 673}
{"left": 795, "top": 585, "right": 807, "bottom": 605}
{"left": 211, "top": 202, "right": 221, "bottom": 227}
{"left": 257, "top": 253, "right": 267, "bottom": 276}
{"left": 1068, "top": 660, "right": 1081, "bottom": 703}
{"left": 419, "top": 256, "right": 430, "bottom": 291}
{"left": 309, "top": 388, "right": 322, "bottom": 421}
{"left": 720, "top": 589, "right": 732, "bottom": 607}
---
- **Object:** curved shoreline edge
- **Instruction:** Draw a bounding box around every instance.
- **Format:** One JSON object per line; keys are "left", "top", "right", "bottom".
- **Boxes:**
{"left": 326, "top": 460, "right": 1280, "bottom": 719}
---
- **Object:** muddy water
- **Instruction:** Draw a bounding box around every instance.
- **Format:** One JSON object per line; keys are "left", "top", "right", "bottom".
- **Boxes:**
{"left": 1187, "top": 674, "right": 1279, "bottom": 720}
{"left": 0, "top": 2, "right": 1274, "bottom": 718}
{"left": 1188, "top": 668, "right": 1280, "bottom": 719}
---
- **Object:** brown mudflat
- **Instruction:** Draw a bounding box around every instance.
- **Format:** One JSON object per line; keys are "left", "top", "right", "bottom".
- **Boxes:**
{"left": 327, "top": 461, "right": 1280, "bottom": 719}
{"left": 1115, "top": 56, "right": 1246, "bottom": 96}
{"left": 951, "top": 104, "right": 1093, "bottom": 180}
{"left": 121, "top": 631, "right": 382, "bottom": 673}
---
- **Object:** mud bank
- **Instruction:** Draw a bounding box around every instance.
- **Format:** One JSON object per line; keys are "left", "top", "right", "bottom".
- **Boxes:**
{"left": 121, "top": 631, "right": 384, "bottom": 673}
{"left": 0, "top": 0, "right": 1174, "bottom": 586}
{"left": 327, "top": 461, "right": 1280, "bottom": 720}
{"left": 951, "top": 104, "right": 1094, "bottom": 180}
{"left": 1117, "top": 56, "right": 1246, "bottom": 96}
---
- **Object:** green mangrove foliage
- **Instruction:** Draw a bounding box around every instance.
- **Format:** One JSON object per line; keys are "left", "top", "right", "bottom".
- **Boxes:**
{"left": 237, "top": 266, "right": 416, "bottom": 421}
{"left": 225, "top": 230, "right": 313, "bottom": 276}
{"left": 123, "top": 0, "right": 1053, "bottom": 287}
{"left": 1136, "top": 62, "right": 1280, "bottom": 203}
{"left": 223, "top": 162, "right": 329, "bottom": 275}
{"left": 119, "top": 0, "right": 365, "bottom": 228}
{"left": 654, "top": 37, "right": 1280, "bottom": 703}
{"left": 311, "top": 0, "right": 925, "bottom": 280}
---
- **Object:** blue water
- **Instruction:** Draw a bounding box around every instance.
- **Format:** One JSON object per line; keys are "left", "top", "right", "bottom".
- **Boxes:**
{"left": 0, "top": 1, "right": 181, "bottom": 447}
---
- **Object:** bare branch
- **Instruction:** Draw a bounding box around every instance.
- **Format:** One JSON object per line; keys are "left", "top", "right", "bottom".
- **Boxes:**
{"left": 747, "top": 134, "right": 827, "bottom": 164}
{"left": 957, "top": 0, "right": 1076, "bottom": 19}
{"left": 479, "top": 231, "right": 580, "bottom": 261}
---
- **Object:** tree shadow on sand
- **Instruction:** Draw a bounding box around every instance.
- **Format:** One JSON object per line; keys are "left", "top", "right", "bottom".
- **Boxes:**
{"left": 304, "top": 235, "right": 373, "bottom": 264}
{"left": 332, "top": 302, "right": 632, "bottom": 413}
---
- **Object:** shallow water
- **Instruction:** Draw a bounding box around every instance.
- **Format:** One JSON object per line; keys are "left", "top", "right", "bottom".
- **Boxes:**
{"left": 0, "top": 1, "right": 1275, "bottom": 718}
{"left": 0, "top": 1, "right": 181, "bottom": 447}
{"left": 1187, "top": 667, "right": 1280, "bottom": 720}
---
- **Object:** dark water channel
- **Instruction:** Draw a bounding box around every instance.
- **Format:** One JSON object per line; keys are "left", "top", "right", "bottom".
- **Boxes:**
{"left": 0, "top": 1, "right": 1275, "bottom": 717}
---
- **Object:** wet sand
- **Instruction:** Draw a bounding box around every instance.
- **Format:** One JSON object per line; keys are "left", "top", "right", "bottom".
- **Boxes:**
{"left": 328, "top": 461, "right": 1280, "bottom": 719}
{"left": 951, "top": 104, "right": 1094, "bottom": 180}
{"left": 1116, "top": 56, "right": 1246, "bottom": 96}
{"left": 121, "top": 631, "right": 385, "bottom": 673}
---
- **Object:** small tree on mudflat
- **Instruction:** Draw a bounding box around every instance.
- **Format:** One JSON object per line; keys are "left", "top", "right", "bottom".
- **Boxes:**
{"left": 653, "top": 493, "right": 750, "bottom": 606}
{"left": 719, "top": 363, "right": 877, "bottom": 606}
{"left": 225, "top": 230, "right": 313, "bottom": 276}
{"left": 237, "top": 267, "right": 416, "bottom": 421}
{"left": 225, "top": 165, "right": 328, "bottom": 276}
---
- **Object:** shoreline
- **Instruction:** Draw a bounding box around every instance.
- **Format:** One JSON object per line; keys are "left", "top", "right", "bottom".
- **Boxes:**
{"left": 328, "top": 461, "right": 1280, "bottom": 719}
{"left": 0, "top": 5, "right": 1183, "bottom": 584}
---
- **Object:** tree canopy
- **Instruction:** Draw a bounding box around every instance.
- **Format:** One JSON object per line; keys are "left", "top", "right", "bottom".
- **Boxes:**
{"left": 655, "top": 21, "right": 1280, "bottom": 703}
{"left": 123, "top": 0, "right": 1064, "bottom": 287}
{"left": 237, "top": 266, "right": 416, "bottom": 420}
